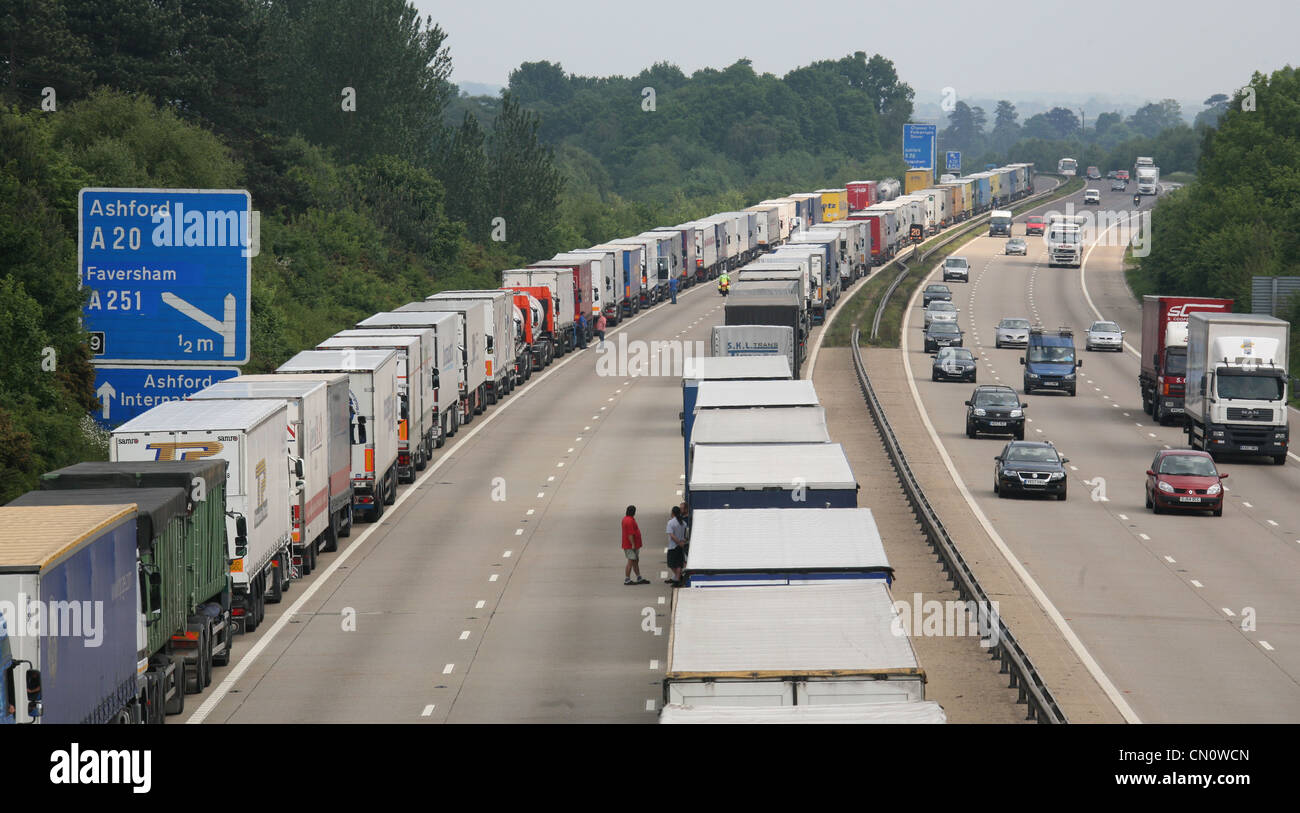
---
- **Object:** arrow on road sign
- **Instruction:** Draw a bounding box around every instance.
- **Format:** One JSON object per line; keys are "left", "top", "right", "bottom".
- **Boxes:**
{"left": 162, "top": 292, "right": 237, "bottom": 357}
{"left": 96, "top": 380, "right": 117, "bottom": 419}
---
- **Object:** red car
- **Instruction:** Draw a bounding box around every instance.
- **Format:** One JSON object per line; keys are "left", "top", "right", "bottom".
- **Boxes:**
{"left": 1116, "top": 170, "right": 1130, "bottom": 181}
{"left": 1025, "top": 215, "right": 1045, "bottom": 235}
{"left": 1145, "top": 450, "right": 1227, "bottom": 516}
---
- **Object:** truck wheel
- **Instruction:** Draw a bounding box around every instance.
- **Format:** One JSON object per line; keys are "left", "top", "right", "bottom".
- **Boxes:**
{"left": 1274, "top": 454, "right": 1287, "bottom": 465}
{"left": 1152, "top": 401, "right": 1163, "bottom": 423}
{"left": 299, "top": 546, "right": 311, "bottom": 577}
{"left": 244, "top": 585, "right": 258, "bottom": 632}
{"left": 386, "top": 468, "right": 398, "bottom": 504}
{"left": 255, "top": 579, "right": 266, "bottom": 627}
{"left": 324, "top": 518, "right": 339, "bottom": 553}
{"left": 164, "top": 659, "right": 185, "bottom": 715}
{"left": 307, "top": 538, "right": 318, "bottom": 572}
{"left": 199, "top": 619, "right": 214, "bottom": 689}
{"left": 266, "top": 562, "right": 284, "bottom": 603}
{"left": 339, "top": 507, "right": 353, "bottom": 537}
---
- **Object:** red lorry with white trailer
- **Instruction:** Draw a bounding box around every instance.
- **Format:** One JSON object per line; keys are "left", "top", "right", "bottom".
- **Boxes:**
{"left": 1139, "top": 296, "right": 1234, "bottom": 424}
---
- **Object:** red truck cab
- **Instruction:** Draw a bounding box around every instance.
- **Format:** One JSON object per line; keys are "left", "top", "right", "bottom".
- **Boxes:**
{"left": 1138, "top": 296, "right": 1234, "bottom": 424}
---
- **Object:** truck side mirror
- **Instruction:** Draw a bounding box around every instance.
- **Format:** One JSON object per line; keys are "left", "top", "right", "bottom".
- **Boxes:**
{"left": 236, "top": 516, "right": 247, "bottom": 538}
{"left": 1019, "top": 357, "right": 1025, "bottom": 365}
{"left": 400, "top": 399, "right": 409, "bottom": 421}
{"left": 357, "top": 416, "right": 367, "bottom": 444}
{"left": 25, "top": 667, "right": 43, "bottom": 720}
{"left": 1076, "top": 359, "right": 1083, "bottom": 368}
{"left": 295, "top": 458, "right": 305, "bottom": 479}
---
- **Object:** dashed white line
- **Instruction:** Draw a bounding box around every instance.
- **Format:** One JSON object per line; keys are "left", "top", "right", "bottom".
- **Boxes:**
{"left": 475, "top": 600, "right": 486, "bottom": 609}
{"left": 1138, "top": 533, "right": 1151, "bottom": 541}
{"left": 567, "top": 447, "right": 574, "bottom": 453}
{"left": 514, "top": 528, "right": 523, "bottom": 536}
{"left": 489, "top": 574, "right": 499, "bottom": 582}
{"left": 536, "top": 492, "right": 545, "bottom": 498}
{"left": 547, "top": 476, "right": 555, "bottom": 482}
{"left": 657, "top": 597, "right": 665, "bottom": 605}
{"left": 1164, "top": 555, "right": 1175, "bottom": 563}
{"left": 525, "top": 509, "right": 534, "bottom": 516}
{"left": 1267, "top": 519, "right": 1278, "bottom": 526}
{"left": 459, "top": 631, "right": 470, "bottom": 641}
{"left": 442, "top": 663, "right": 455, "bottom": 674}
{"left": 645, "top": 699, "right": 656, "bottom": 711}
{"left": 421, "top": 704, "right": 435, "bottom": 717}
{"left": 1190, "top": 580, "right": 1203, "bottom": 588}
{"left": 1243, "top": 501, "right": 1253, "bottom": 508}
{"left": 1260, "top": 641, "right": 1275, "bottom": 651}
{"left": 1222, "top": 608, "right": 1235, "bottom": 617}
{"left": 556, "top": 462, "right": 565, "bottom": 468}
{"left": 649, "top": 660, "right": 659, "bottom": 670}
{"left": 1118, "top": 514, "right": 1128, "bottom": 520}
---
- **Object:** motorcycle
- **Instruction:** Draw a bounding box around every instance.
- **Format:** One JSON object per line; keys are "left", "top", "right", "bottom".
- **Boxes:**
{"left": 718, "top": 279, "right": 729, "bottom": 297}
{"left": 1133, "top": 193, "right": 1141, "bottom": 208}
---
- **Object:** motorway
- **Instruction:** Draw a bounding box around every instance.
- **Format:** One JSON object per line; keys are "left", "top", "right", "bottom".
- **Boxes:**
{"left": 186, "top": 285, "right": 733, "bottom": 722}
{"left": 900, "top": 180, "right": 1300, "bottom": 722}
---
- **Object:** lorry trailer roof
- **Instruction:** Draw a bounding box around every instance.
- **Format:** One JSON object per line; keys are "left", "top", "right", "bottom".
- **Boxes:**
{"left": 0, "top": 504, "right": 136, "bottom": 572}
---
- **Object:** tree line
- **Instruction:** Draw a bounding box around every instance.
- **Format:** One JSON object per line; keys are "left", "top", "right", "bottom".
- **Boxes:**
{"left": 0, "top": 0, "right": 565, "bottom": 502}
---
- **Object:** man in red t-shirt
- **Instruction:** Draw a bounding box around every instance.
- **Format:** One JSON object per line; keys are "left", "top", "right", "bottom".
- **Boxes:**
{"left": 621, "top": 505, "right": 649, "bottom": 585}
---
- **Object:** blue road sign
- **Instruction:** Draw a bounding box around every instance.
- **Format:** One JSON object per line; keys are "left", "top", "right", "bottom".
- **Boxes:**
{"left": 946, "top": 151, "right": 961, "bottom": 171}
{"left": 903, "top": 124, "right": 937, "bottom": 170}
{"left": 92, "top": 366, "right": 240, "bottom": 430}
{"left": 80, "top": 188, "right": 252, "bottom": 365}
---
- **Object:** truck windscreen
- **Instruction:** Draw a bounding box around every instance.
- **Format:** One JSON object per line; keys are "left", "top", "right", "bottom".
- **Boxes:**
{"left": 1217, "top": 373, "right": 1285, "bottom": 401}
{"left": 1028, "top": 346, "right": 1075, "bottom": 363}
{"left": 1165, "top": 349, "right": 1187, "bottom": 375}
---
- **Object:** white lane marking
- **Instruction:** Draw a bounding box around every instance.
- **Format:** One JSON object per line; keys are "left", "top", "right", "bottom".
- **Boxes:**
{"left": 514, "top": 528, "right": 523, "bottom": 536}
{"left": 443, "top": 663, "right": 455, "bottom": 674}
{"left": 1123, "top": 412, "right": 1131, "bottom": 417}
{"left": 1148, "top": 433, "right": 1156, "bottom": 438}
{"left": 547, "top": 476, "right": 555, "bottom": 482}
{"left": 660, "top": 571, "right": 668, "bottom": 579}
{"left": 1190, "top": 580, "right": 1203, "bottom": 588}
{"left": 459, "top": 631, "right": 470, "bottom": 640}
{"left": 649, "top": 660, "right": 659, "bottom": 670}
{"left": 556, "top": 462, "right": 564, "bottom": 468}
{"left": 897, "top": 244, "right": 1141, "bottom": 725}
{"left": 1222, "top": 608, "right": 1235, "bottom": 616}
{"left": 422, "top": 704, "right": 435, "bottom": 717}
{"left": 526, "top": 509, "right": 534, "bottom": 516}
{"left": 1164, "top": 555, "right": 1175, "bottom": 563}
{"left": 1118, "top": 514, "right": 1128, "bottom": 520}
{"left": 645, "top": 699, "right": 656, "bottom": 712}
{"left": 536, "top": 492, "right": 544, "bottom": 498}
{"left": 489, "top": 574, "right": 499, "bottom": 582}
{"left": 476, "top": 600, "right": 486, "bottom": 609}
{"left": 657, "top": 597, "right": 665, "bottom": 605}
{"left": 575, "top": 437, "right": 582, "bottom": 442}
{"left": 1138, "top": 533, "right": 1150, "bottom": 540}
{"left": 1069, "top": 465, "right": 1078, "bottom": 471}
{"left": 1260, "top": 641, "right": 1275, "bottom": 651}
{"left": 503, "top": 550, "right": 513, "bottom": 557}
{"left": 584, "top": 426, "right": 591, "bottom": 431}
{"left": 1267, "top": 519, "right": 1278, "bottom": 526}
{"left": 1243, "top": 502, "right": 1253, "bottom": 508}
{"left": 1113, "top": 403, "right": 1120, "bottom": 407}
{"left": 567, "top": 447, "right": 574, "bottom": 453}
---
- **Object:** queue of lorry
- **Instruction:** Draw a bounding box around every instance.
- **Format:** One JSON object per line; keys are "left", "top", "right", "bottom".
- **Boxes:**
{"left": 1, "top": 166, "right": 1050, "bottom": 724}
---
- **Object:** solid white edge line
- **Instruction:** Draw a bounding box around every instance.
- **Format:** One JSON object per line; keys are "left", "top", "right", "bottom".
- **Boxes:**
{"left": 900, "top": 223, "right": 1143, "bottom": 725}
{"left": 1080, "top": 213, "right": 1300, "bottom": 463}
{"left": 186, "top": 278, "right": 685, "bottom": 723}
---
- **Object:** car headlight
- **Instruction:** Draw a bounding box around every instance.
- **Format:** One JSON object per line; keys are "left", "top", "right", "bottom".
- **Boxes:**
{"left": 1206, "top": 483, "right": 1221, "bottom": 495}
{"left": 1157, "top": 481, "right": 1174, "bottom": 493}
{"left": 1064, "top": 373, "right": 1075, "bottom": 380}
{"left": 1001, "top": 469, "right": 1017, "bottom": 477}
{"left": 1026, "top": 372, "right": 1040, "bottom": 379}
{"left": 973, "top": 408, "right": 987, "bottom": 416}
{"left": 1010, "top": 409, "right": 1023, "bottom": 418}
{"left": 1048, "top": 472, "right": 1064, "bottom": 480}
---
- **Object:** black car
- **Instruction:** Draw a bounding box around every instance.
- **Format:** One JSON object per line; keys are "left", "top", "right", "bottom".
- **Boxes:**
{"left": 933, "top": 347, "right": 977, "bottom": 382}
{"left": 965, "top": 385, "right": 1026, "bottom": 438}
{"left": 922, "top": 283, "right": 952, "bottom": 307}
{"left": 993, "top": 441, "right": 1069, "bottom": 500}
{"left": 924, "top": 321, "right": 963, "bottom": 353}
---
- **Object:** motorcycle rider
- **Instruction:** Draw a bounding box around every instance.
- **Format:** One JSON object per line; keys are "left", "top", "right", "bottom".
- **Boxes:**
{"left": 718, "top": 271, "right": 730, "bottom": 296}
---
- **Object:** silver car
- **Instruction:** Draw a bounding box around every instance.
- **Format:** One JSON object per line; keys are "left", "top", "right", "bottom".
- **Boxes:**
{"left": 994, "top": 317, "right": 1031, "bottom": 348}
{"left": 1005, "top": 237, "right": 1027, "bottom": 255}
{"left": 924, "top": 301, "right": 958, "bottom": 328}
{"left": 1086, "top": 320, "right": 1125, "bottom": 351}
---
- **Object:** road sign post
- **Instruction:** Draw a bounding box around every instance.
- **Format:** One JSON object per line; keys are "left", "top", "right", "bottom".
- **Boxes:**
{"left": 903, "top": 124, "right": 937, "bottom": 170}
{"left": 80, "top": 188, "right": 253, "bottom": 365}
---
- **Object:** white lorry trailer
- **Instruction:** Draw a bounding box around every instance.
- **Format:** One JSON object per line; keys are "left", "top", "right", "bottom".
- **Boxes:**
{"left": 355, "top": 310, "right": 464, "bottom": 438}
{"left": 278, "top": 349, "right": 401, "bottom": 521}
{"left": 428, "top": 291, "right": 518, "bottom": 403}
{"left": 1184, "top": 313, "right": 1290, "bottom": 464}
{"left": 663, "top": 582, "right": 926, "bottom": 707}
{"left": 397, "top": 301, "right": 489, "bottom": 417}
{"left": 316, "top": 334, "right": 431, "bottom": 483}
{"left": 112, "top": 398, "right": 292, "bottom": 632}
{"left": 188, "top": 376, "right": 336, "bottom": 577}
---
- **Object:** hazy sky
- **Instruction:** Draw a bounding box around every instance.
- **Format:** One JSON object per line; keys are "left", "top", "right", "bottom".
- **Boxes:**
{"left": 418, "top": 0, "right": 1296, "bottom": 107}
